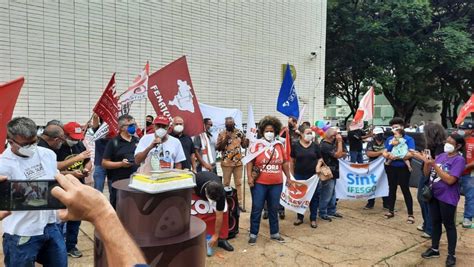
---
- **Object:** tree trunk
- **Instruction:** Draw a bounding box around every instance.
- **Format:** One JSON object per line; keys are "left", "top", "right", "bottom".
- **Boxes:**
{"left": 440, "top": 98, "right": 449, "bottom": 128}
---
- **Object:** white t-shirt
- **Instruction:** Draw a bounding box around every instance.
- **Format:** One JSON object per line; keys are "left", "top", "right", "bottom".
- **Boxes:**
{"left": 135, "top": 133, "right": 186, "bottom": 169}
{"left": 0, "top": 147, "right": 58, "bottom": 236}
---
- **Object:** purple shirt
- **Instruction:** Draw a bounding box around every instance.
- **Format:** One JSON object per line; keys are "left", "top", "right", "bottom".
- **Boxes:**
{"left": 430, "top": 153, "right": 466, "bottom": 206}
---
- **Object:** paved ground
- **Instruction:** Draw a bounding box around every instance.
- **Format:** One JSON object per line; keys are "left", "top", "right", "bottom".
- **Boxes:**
{"left": 1, "top": 186, "right": 473, "bottom": 266}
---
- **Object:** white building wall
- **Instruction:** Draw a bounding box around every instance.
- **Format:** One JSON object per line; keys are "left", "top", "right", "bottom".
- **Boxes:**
{"left": 0, "top": 0, "right": 326, "bottom": 126}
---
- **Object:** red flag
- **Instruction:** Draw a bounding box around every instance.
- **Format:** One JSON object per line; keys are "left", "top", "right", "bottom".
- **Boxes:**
{"left": 147, "top": 56, "right": 204, "bottom": 136}
{"left": 353, "top": 86, "right": 374, "bottom": 123}
{"left": 455, "top": 94, "right": 474, "bottom": 125}
{"left": 279, "top": 128, "right": 292, "bottom": 160}
{"left": 93, "top": 74, "right": 119, "bottom": 137}
{"left": 0, "top": 77, "right": 24, "bottom": 154}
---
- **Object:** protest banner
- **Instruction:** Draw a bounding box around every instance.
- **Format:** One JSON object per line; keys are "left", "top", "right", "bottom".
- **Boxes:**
{"left": 148, "top": 56, "right": 204, "bottom": 136}
{"left": 335, "top": 157, "right": 389, "bottom": 200}
{"left": 119, "top": 62, "right": 150, "bottom": 105}
{"left": 191, "top": 193, "right": 229, "bottom": 239}
{"left": 280, "top": 175, "right": 319, "bottom": 214}
{"left": 0, "top": 77, "right": 24, "bottom": 154}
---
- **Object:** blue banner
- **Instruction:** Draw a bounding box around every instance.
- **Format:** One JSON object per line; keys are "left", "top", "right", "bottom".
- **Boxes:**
{"left": 277, "top": 64, "right": 299, "bottom": 118}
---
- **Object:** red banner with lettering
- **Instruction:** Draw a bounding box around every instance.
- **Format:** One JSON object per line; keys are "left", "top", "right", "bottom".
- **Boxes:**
{"left": 0, "top": 77, "right": 24, "bottom": 154}
{"left": 147, "top": 56, "right": 204, "bottom": 136}
{"left": 93, "top": 74, "right": 119, "bottom": 137}
{"left": 191, "top": 193, "right": 229, "bottom": 239}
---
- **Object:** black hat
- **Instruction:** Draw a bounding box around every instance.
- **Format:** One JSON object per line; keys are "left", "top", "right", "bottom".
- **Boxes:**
{"left": 459, "top": 121, "right": 474, "bottom": 130}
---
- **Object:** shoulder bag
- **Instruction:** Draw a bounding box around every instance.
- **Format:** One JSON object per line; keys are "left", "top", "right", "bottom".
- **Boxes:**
{"left": 317, "top": 159, "right": 334, "bottom": 181}
{"left": 251, "top": 147, "right": 276, "bottom": 181}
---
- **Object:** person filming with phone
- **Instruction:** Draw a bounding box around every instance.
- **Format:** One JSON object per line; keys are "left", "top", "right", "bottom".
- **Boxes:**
{"left": 0, "top": 117, "right": 68, "bottom": 266}
{"left": 102, "top": 114, "right": 140, "bottom": 209}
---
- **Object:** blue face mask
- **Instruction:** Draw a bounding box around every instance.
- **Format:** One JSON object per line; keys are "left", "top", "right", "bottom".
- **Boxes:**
{"left": 127, "top": 124, "right": 136, "bottom": 135}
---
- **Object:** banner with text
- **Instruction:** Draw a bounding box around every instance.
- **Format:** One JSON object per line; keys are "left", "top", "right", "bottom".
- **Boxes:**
{"left": 335, "top": 157, "right": 389, "bottom": 200}
{"left": 280, "top": 175, "right": 319, "bottom": 214}
{"left": 191, "top": 193, "right": 229, "bottom": 239}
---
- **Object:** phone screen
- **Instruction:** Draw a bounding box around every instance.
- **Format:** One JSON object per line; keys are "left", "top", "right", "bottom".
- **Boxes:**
{"left": 0, "top": 180, "right": 65, "bottom": 211}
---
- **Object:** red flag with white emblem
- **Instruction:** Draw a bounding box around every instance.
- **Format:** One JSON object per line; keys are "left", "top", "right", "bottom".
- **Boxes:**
{"left": 93, "top": 74, "right": 119, "bottom": 137}
{"left": 0, "top": 77, "right": 24, "bottom": 154}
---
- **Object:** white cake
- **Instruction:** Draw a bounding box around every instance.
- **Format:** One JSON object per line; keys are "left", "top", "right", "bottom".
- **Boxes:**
{"left": 129, "top": 170, "right": 196, "bottom": 194}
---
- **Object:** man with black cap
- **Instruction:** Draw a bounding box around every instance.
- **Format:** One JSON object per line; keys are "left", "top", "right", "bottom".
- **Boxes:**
{"left": 194, "top": 171, "right": 234, "bottom": 252}
{"left": 459, "top": 121, "right": 474, "bottom": 228}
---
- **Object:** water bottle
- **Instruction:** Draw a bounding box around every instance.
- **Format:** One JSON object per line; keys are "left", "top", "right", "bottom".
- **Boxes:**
{"left": 206, "top": 234, "right": 214, "bottom": 257}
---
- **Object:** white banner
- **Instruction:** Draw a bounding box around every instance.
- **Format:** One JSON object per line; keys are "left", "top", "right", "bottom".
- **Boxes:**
{"left": 335, "top": 157, "right": 389, "bottom": 200}
{"left": 199, "top": 102, "right": 243, "bottom": 131}
{"left": 246, "top": 105, "right": 257, "bottom": 142}
{"left": 93, "top": 123, "right": 109, "bottom": 141}
{"left": 280, "top": 175, "right": 320, "bottom": 214}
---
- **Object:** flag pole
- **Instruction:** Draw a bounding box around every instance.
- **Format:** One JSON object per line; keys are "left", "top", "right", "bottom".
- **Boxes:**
{"left": 243, "top": 148, "right": 247, "bottom": 210}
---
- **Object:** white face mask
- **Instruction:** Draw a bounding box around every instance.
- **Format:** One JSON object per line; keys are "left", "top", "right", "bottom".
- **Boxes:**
{"left": 18, "top": 143, "right": 37, "bottom": 157}
{"left": 173, "top": 125, "right": 184, "bottom": 134}
{"left": 304, "top": 134, "right": 313, "bottom": 142}
{"left": 444, "top": 143, "right": 455, "bottom": 154}
{"left": 66, "top": 139, "right": 78, "bottom": 147}
{"left": 457, "top": 130, "right": 465, "bottom": 137}
{"left": 264, "top": 132, "right": 275, "bottom": 141}
{"left": 155, "top": 128, "right": 168, "bottom": 138}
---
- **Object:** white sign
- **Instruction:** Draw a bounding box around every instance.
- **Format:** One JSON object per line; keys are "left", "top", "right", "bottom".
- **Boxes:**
{"left": 280, "top": 175, "right": 319, "bottom": 214}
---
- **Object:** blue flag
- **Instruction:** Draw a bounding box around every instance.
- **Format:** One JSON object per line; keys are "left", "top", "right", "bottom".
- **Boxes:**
{"left": 277, "top": 64, "right": 299, "bottom": 118}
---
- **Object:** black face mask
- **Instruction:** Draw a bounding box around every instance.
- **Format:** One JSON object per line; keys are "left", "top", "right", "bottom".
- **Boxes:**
{"left": 146, "top": 121, "right": 152, "bottom": 127}
{"left": 225, "top": 125, "right": 234, "bottom": 131}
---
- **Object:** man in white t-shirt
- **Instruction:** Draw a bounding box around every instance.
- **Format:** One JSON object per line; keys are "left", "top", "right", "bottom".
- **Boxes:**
{"left": 135, "top": 115, "right": 186, "bottom": 170}
{"left": 0, "top": 117, "right": 67, "bottom": 266}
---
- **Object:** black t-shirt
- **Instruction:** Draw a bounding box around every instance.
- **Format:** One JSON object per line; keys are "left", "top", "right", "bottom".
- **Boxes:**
{"left": 194, "top": 171, "right": 225, "bottom": 212}
{"left": 38, "top": 137, "right": 55, "bottom": 152}
{"left": 320, "top": 140, "right": 347, "bottom": 179}
{"left": 290, "top": 141, "right": 321, "bottom": 177}
{"left": 366, "top": 139, "right": 386, "bottom": 162}
{"left": 173, "top": 134, "right": 194, "bottom": 170}
{"left": 94, "top": 138, "right": 110, "bottom": 166}
{"left": 56, "top": 141, "right": 88, "bottom": 171}
{"left": 348, "top": 129, "right": 365, "bottom": 152}
{"left": 102, "top": 135, "right": 139, "bottom": 181}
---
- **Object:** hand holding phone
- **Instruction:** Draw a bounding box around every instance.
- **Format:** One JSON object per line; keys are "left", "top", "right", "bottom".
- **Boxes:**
{"left": 423, "top": 149, "right": 432, "bottom": 160}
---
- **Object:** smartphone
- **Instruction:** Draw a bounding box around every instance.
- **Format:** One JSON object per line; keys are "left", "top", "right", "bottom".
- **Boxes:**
{"left": 423, "top": 149, "right": 432, "bottom": 160}
{"left": 0, "top": 180, "right": 65, "bottom": 211}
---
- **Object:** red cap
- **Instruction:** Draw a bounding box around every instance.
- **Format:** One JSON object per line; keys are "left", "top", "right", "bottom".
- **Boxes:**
{"left": 153, "top": 115, "right": 171, "bottom": 126}
{"left": 63, "top": 122, "right": 84, "bottom": 140}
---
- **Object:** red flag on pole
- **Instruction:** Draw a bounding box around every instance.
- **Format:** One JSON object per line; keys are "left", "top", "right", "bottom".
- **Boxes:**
{"left": 353, "top": 86, "right": 375, "bottom": 123}
{"left": 455, "top": 94, "right": 474, "bottom": 125}
{"left": 93, "top": 74, "right": 119, "bottom": 137}
{"left": 0, "top": 77, "right": 24, "bottom": 154}
{"left": 147, "top": 56, "right": 204, "bottom": 136}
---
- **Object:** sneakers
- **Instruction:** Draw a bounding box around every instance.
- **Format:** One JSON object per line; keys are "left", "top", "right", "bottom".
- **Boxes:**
{"left": 421, "top": 248, "right": 440, "bottom": 259}
{"left": 67, "top": 247, "right": 83, "bottom": 258}
{"left": 446, "top": 254, "right": 456, "bottom": 267}
{"left": 329, "top": 212, "right": 343, "bottom": 218}
{"left": 248, "top": 236, "right": 257, "bottom": 246}
{"left": 320, "top": 215, "right": 332, "bottom": 222}
{"left": 462, "top": 218, "right": 472, "bottom": 228}
{"left": 270, "top": 235, "right": 286, "bottom": 243}
{"left": 417, "top": 224, "right": 424, "bottom": 232}
{"left": 421, "top": 232, "right": 431, "bottom": 239}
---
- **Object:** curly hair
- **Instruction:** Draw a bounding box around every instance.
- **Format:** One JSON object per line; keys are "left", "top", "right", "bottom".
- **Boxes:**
{"left": 258, "top": 116, "right": 282, "bottom": 137}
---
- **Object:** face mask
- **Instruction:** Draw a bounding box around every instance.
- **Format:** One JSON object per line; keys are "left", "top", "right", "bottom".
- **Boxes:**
{"left": 146, "top": 121, "right": 152, "bottom": 127}
{"left": 264, "top": 132, "right": 275, "bottom": 141}
{"left": 173, "top": 125, "right": 184, "bottom": 134}
{"left": 304, "top": 134, "right": 313, "bottom": 142}
{"left": 375, "top": 134, "right": 384, "bottom": 141}
{"left": 18, "top": 143, "right": 37, "bottom": 157}
{"left": 444, "top": 143, "right": 455, "bottom": 154}
{"left": 66, "top": 139, "right": 78, "bottom": 147}
{"left": 155, "top": 128, "right": 167, "bottom": 138}
{"left": 457, "top": 130, "right": 465, "bottom": 137}
{"left": 127, "top": 125, "right": 136, "bottom": 135}
{"left": 225, "top": 125, "right": 234, "bottom": 131}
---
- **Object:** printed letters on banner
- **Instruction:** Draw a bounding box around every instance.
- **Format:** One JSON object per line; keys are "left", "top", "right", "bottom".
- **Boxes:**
{"left": 279, "top": 175, "right": 319, "bottom": 214}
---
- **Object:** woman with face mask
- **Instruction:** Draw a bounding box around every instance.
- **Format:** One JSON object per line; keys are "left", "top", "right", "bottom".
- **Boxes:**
{"left": 420, "top": 134, "right": 466, "bottom": 267}
{"left": 246, "top": 116, "right": 291, "bottom": 245}
{"left": 290, "top": 125, "right": 322, "bottom": 228}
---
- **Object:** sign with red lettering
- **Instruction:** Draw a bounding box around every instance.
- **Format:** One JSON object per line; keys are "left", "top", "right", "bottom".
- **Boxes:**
{"left": 147, "top": 56, "right": 204, "bottom": 136}
{"left": 191, "top": 193, "right": 229, "bottom": 239}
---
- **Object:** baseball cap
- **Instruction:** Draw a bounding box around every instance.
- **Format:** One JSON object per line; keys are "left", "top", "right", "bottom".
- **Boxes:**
{"left": 373, "top": 127, "right": 384, "bottom": 135}
{"left": 459, "top": 121, "right": 474, "bottom": 130}
{"left": 153, "top": 115, "right": 171, "bottom": 126}
{"left": 63, "top": 122, "right": 84, "bottom": 140}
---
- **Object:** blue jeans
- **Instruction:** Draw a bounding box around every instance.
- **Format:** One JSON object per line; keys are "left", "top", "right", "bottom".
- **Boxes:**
{"left": 461, "top": 174, "right": 474, "bottom": 220}
{"left": 250, "top": 183, "right": 283, "bottom": 236}
{"left": 93, "top": 165, "right": 108, "bottom": 192}
{"left": 319, "top": 179, "right": 337, "bottom": 217}
{"left": 66, "top": 220, "right": 81, "bottom": 251}
{"left": 417, "top": 174, "right": 432, "bottom": 235}
{"left": 2, "top": 224, "right": 67, "bottom": 267}
{"left": 294, "top": 173, "right": 320, "bottom": 221}
{"left": 350, "top": 151, "right": 364, "bottom": 163}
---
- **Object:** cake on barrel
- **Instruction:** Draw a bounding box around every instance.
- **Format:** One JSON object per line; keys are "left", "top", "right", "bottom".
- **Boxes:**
{"left": 129, "top": 169, "right": 196, "bottom": 194}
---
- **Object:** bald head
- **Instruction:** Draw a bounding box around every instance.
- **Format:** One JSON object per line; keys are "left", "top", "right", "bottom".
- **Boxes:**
{"left": 173, "top": 116, "right": 184, "bottom": 125}
{"left": 42, "top": 125, "right": 65, "bottom": 150}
